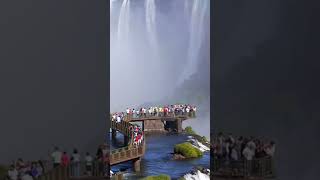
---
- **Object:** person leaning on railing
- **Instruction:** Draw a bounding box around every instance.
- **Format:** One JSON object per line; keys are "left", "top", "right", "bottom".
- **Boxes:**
{"left": 95, "top": 146, "right": 103, "bottom": 176}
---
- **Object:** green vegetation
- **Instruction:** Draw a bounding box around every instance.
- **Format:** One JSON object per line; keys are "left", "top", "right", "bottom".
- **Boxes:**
{"left": 0, "top": 165, "right": 8, "bottom": 179}
{"left": 184, "top": 126, "right": 209, "bottom": 146}
{"left": 174, "top": 142, "right": 203, "bottom": 158}
{"left": 200, "top": 136, "right": 208, "bottom": 143}
{"left": 142, "top": 174, "right": 171, "bottom": 180}
{"left": 184, "top": 126, "right": 196, "bottom": 135}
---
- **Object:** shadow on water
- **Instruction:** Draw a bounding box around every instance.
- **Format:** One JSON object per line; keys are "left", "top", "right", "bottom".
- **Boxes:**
{"left": 110, "top": 132, "right": 210, "bottom": 179}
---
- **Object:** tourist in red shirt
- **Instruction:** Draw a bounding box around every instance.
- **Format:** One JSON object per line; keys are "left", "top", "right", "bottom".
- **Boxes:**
{"left": 61, "top": 152, "right": 70, "bottom": 166}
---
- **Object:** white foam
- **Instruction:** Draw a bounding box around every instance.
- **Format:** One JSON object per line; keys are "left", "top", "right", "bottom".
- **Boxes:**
{"left": 183, "top": 170, "right": 210, "bottom": 180}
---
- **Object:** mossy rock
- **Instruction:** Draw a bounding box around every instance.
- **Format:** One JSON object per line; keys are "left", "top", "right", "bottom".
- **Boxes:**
{"left": 142, "top": 174, "right": 171, "bottom": 180}
{"left": 174, "top": 142, "right": 203, "bottom": 158}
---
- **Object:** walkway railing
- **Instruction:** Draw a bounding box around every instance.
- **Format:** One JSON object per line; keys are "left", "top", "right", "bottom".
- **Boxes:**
{"left": 110, "top": 141, "right": 145, "bottom": 165}
{"left": 111, "top": 120, "right": 131, "bottom": 137}
{"left": 36, "top": 161, "right": 108, "bottom": 180}
{"left": 110, "top": 118, "right": 146, "bottom": 166}
{"left": 212, "top": 156, "right": 275, "bottom": 178}
{"left": 124, "top": 111, "right": 196, "bottom": 121}
{"left": 36, "top": 165, "right": 69, "bottom": 180}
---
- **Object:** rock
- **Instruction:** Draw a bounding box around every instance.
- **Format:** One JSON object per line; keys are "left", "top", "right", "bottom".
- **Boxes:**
{"left": 172, "top": 153, "right": 186, "bottom": 160}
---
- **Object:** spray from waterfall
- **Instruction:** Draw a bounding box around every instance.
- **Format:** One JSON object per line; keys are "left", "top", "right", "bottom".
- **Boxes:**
{"left": 145, "top": 0, "right": 158, "bottom": 59}
{"left": 178, "top": 0, "right": 208, "bottom": 85}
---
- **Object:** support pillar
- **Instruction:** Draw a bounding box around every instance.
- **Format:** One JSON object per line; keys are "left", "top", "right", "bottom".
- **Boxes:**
{"left": 124, "top": 135, "right": 129, "bottom": 145}
{"left": 142, "top": 121, "right": 145, "bottom": 131}
{"left": 176, "top": 119, "right": 182, "bottom": 133}
{"left": 133, "top": 158, "right": 141, "bottom": 172}
{"left": 112, "top": 129, "right": 117, "bottom": 139}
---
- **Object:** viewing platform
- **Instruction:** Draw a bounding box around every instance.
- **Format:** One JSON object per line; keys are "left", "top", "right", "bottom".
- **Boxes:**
{"left": 109, "top": 111, "right": 196, "bottom": 172}
{"left": 112, "top": 112, "right": 196, "bottom": 133}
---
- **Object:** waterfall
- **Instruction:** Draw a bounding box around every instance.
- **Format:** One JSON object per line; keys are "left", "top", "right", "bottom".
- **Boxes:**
{"left": 145, "top": 0, "right": 158, "bottom": 58}
{"left": 179, "top": 0, "right": 208, "bottom": 85}
{"left": 117, "top": 0, "right": 130, "bottom": 51}
{"left": 110, "top": 0, "right": 117, "bottom": 13}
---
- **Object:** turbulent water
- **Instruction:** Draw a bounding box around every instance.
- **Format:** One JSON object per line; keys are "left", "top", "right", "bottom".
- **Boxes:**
{"left": 110, "top": 132, "right": 210, "bottom": 179}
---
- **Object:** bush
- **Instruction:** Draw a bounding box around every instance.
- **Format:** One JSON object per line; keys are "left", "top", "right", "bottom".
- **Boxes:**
{"left": 142, "top": 174, "right": 171, "bottom": 180}
{"left": 174, "top": 142, "right": 203, "bottom": 158}
{"left": 0, "top": 165, "right": 8, "bottom": 179}
{"left": 184, "top": 126, "right": 196, "bottom": 135}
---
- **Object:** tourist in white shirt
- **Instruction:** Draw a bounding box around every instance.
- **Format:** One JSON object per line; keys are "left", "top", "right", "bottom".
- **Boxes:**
{"left": 20, "top": 173, "right": 33, "bottom": 180}
{"left": 51, "top": 147, "right": 62, "bottom": 168}
{"left": 243, "top": 145, "right": 255, "bottom": 160}
{"left": 116, "top": 116, "right": 121, "bottom": 123}
{"left": 265, "top": 141, "right": 276, "bottom": 157}
{"left": 231, "top": 146, "right": 239, "bottom": 161}
{"left": 85, "top": 152, "right": 93, "bottom": 176}
{"left": 71, "top": 149, "right": 81, "bottom": 177}
{"left": 7, "top": 165, "right": 18, "bottom": 180}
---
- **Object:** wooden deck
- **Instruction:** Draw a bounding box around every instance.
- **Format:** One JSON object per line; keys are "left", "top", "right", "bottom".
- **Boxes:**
{"left": 110, "top": 120, "right": 145, "bottom": 166}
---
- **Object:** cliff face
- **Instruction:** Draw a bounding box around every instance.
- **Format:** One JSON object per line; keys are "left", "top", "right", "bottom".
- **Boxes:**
{"left": 169, "top": 22, "right": 210, "bottom": 138}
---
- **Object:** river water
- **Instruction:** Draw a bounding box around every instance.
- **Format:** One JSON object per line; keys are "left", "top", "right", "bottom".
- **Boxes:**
{"left": 110, "top": 132, "right": 210, "bottom": 179}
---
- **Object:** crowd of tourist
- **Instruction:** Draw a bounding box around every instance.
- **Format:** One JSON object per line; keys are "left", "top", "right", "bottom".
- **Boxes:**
{"left": 6, "top": 144, "right": 109, "bottom": 180}
{"left": 111, "top": 104, "right": 197, "bottom": 122}
{"left": 129, "top": 125, "right": 144, "bottom": 146}
{"left": 212, "top": 132, "right": 276, "bottom": 161}
{"left": 6, "top": 159, "right": 45, "bottom": 180}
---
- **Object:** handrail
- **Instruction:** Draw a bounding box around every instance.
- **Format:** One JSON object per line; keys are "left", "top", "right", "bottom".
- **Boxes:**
{"left": 123, "top": 112, "right": 196, "bottom": 121}
{"left": 35, "top": 160, "right": 108, "bottom": 180}
{"left": 110, "top": 141, "right": 145, "bottom": 165}
{"left": 111, "top": 120, "right": 131, "bottom": 136}
{"left": 110, "top": 111, "right": 196, "bottom": 121}
{"left": 212, "top": 156, "right": 275, "bottom": 178}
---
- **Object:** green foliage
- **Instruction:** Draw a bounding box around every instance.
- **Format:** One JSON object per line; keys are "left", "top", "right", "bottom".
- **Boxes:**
{"left": 174, "top": 142, "right": 203, "bottom": 158}
{"left": 201, "top": 136, "right": 208, "bottom": 143}
{"left": 142, "top": 174, "right": 171, "bottom": 180}
{"left": 184, "top": 126, "right": 196, "bottom": 135}
{"left": 185, "top": 126, "right": 209, "bottom": 144}
{"left": 0, "top": 165, "right": 8, "bottom": 179}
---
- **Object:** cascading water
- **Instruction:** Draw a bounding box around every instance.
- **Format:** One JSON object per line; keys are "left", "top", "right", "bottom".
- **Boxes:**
{"left": 110, "top": 0, "right": 117, "bottom": 13}
{"left": 178, "top": 0, "right": 209, "bottom": 85}
{"left": 145, "top": 0, "right": 158, "bottom": 59}
{"left": 116, "top": 0, "right": 131, "bottom": 52}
